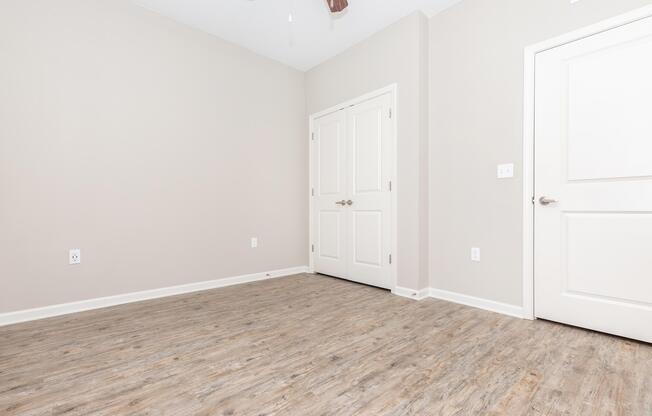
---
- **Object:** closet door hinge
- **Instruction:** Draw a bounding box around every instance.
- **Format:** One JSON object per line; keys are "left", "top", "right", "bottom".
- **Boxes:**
{"left": 311, "top": 244, "right": 315, "bottom": 253}
{"left": 311, "top": 133, "right": 315, "bottom": 141}
{"left": 312, "top": 188, "right": 315, "bottom": 197}
{"left": 389, "top": 108, "right": 392, "bottom": 119}
{"left": 389, "top": 254, "right": 392, "bottom": 264}
{"left": 389, "top": 181, "right": 392, "bottom": 192}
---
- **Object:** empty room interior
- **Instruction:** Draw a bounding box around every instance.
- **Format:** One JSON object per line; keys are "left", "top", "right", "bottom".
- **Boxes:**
{"left": 2, "top": 0, "right": 652, "bottom": 414}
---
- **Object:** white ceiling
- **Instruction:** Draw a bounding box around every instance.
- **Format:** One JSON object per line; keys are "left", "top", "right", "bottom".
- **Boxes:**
{"left": 133, "top": 0, "right": 461, "bottom": 71}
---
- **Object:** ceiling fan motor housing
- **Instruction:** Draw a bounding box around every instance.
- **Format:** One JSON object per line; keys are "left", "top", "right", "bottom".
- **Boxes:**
{"left": 328, "top": 0, "right": 349, "bottom": 13}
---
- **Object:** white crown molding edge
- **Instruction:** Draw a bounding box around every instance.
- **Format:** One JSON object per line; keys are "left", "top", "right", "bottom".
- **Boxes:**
{"left": 422, "top": 0, "right": 464, "bottom": 18}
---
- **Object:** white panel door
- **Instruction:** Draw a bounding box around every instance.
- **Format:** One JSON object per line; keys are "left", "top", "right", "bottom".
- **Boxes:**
{"left": 346, "top": 93, "right": 393, "bottom": 288}
{"left": 534, "top": 16, "right": 652, "bottom": 342}
{"left": 313, "top": 110, "right": 348, "bottom": 278}
{"left": 312, "top": 92, "right": 393, "bottom": 289}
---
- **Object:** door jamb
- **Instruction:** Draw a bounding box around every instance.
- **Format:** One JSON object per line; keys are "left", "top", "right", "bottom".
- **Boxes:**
{"left": 308, "top": 84, "right": 398, "bottom": 292}
{"left": 522, "top": 5, "right": 652, "bottom": 320}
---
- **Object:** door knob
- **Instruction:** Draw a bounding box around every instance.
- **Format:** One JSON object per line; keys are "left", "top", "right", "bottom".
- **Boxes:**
{"left": 539, "top": 196, "right": 559, "bottom": 206}
{"left": 335, "top": 200, "right": 347, "bottom": 206}
{"left": 346, "top": 200, "right": 353, "bottom": 206}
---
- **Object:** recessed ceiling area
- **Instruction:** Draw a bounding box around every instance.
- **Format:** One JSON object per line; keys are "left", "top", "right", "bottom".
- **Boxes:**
{"left": 133, "top": 0, "right": 462, "bottom": 71}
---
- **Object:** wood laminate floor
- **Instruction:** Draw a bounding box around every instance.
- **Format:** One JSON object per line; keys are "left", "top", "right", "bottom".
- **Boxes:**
{"left": 1, "top": 274, "right": 651, "bottom": 416}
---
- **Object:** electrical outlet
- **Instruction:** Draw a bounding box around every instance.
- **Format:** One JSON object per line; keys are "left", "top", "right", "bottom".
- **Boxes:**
{"left": 471, "top": 247, "right": 481, "bottom": 262}
{"left": 69, "top": 249, "right": 81, "bottom": 265}
{"left": 251, "top": 238, "right": 258, "bottom": 248}
{"left": 497, "top": 163, "right": 515, "bottom": 179}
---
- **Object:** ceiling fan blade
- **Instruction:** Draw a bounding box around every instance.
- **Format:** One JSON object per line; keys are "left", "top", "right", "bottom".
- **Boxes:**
{"left": 327, "top": 0, "right": 348, "bottom": 13}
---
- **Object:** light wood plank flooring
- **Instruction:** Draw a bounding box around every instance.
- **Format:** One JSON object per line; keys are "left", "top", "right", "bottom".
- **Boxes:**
{"left": 1, "top": 274, "right": 651, "bottom": 415}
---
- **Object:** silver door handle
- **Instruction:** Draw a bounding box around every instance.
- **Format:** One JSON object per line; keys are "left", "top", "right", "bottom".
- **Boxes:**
{"left": 346, "top": 200, "right": 353, "bottom": 206}
{"left": 335, "top": 200, "right": 347, "bottom": 206}
{"left": 539, "top": 196, "right": 559, "bottom": 206}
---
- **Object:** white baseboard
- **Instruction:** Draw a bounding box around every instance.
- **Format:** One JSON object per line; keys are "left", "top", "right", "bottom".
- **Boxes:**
{"left": 0, "top": 266, "right": 309, "bottom": 327}
{"left": 391, "top": 286, "right": 524, "bottom": 319}
{"left": 428, "top": 288, "right": 524, "bottom": 318}
{"left": 392, "top": 286, "right": 430, "bottom": 301}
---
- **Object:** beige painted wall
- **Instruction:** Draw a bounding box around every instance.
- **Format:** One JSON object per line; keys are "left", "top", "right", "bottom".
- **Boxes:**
{"left": 0, "top": 0, "right": 307, "bottom": 313}
{"left": 428, "top": 0, "right": 652, "bottom": 306}
{"left": 306, "top": 12, "right": 430, "bottom": 290}
{"left": 5, "top": 0, "right": 648, "bottom": 314}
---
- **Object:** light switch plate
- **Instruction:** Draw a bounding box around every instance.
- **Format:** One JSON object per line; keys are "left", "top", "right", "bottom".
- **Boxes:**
{"left": 251, "top": 238, "right": 258, "bottom": 248}
{"left": 497, "top": 163, "right": 515, "bottom": 179}
{"left": 471, "top": 247, "right": 481, "bottom": 262}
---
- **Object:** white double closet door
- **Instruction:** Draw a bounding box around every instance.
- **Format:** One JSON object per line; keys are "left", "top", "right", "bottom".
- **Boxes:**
{"left": 534, "top": 15, "right": 652, "bottom": 342}
{"left": 312, "top": 93, "right": 393, "bottom": 289}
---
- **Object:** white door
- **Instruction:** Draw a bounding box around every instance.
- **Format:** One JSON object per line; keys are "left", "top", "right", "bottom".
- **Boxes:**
{"left": 534, "top": 16, "right": 652, "bottom": 343}
{"left": 313, "top": 93, "right": 393, "bottom": 289}
{"left": 313, "top": 109, "right": 348, "bottom": 279}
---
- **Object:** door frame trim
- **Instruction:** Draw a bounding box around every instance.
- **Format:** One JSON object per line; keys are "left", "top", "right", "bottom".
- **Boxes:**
{"left": 308, "top": 84, "right": 398, "bottom": 292}
{"left": 522, "top": 5, "right": 652, "bottom": 320}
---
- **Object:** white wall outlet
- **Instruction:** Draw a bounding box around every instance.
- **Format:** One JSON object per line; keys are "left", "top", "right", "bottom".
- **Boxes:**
{"left": 497, "top": 163, "right": 515, "bottom": 179}
{"left": 69, "top": 249, "right": 81, "bottom": 265}
{"left": 471, "top": 247, "right": 481, "bottom": 262}
{"left": 251, "top": 237, "right": 258, "bottom": 248}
